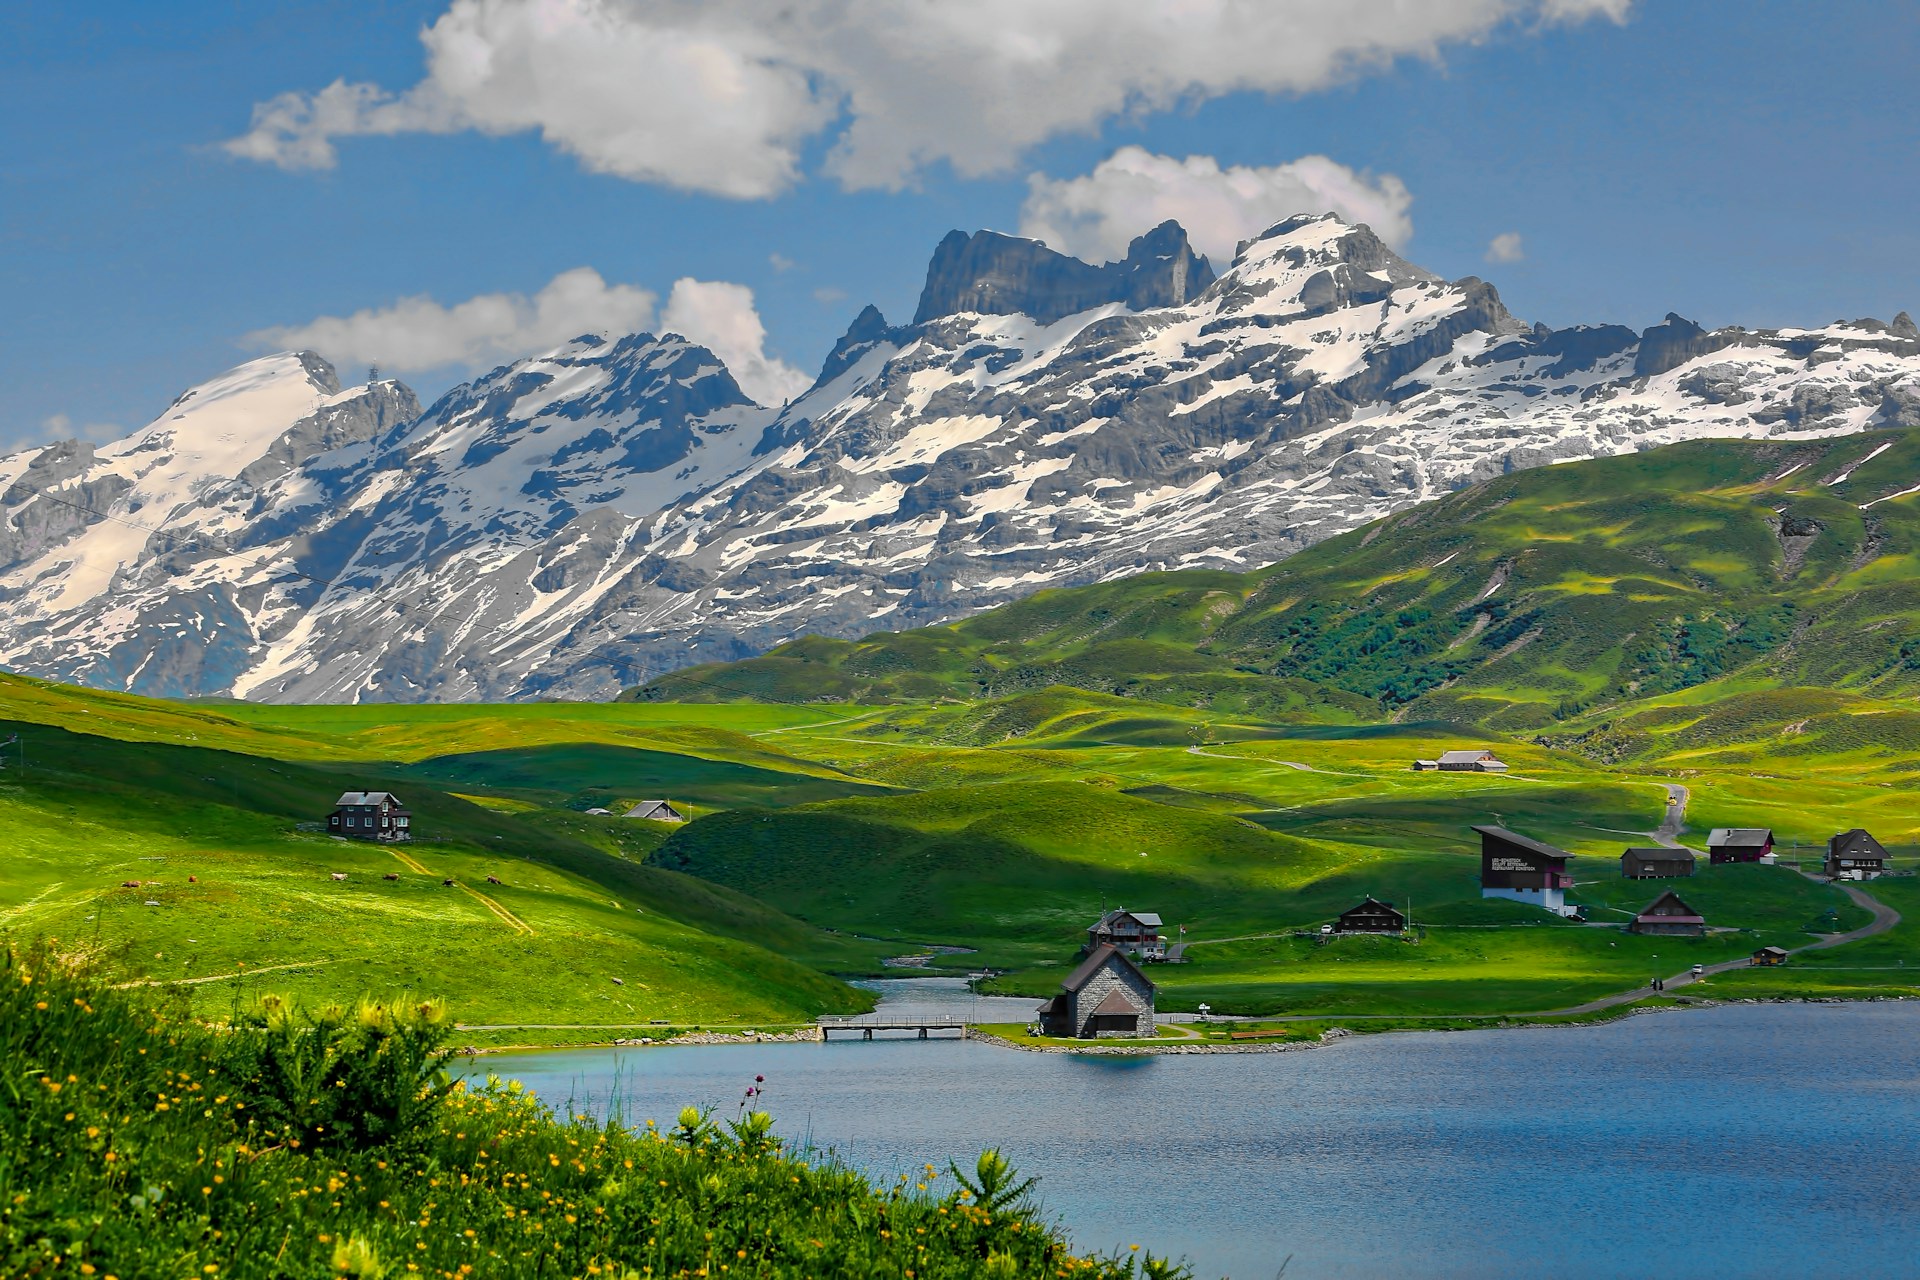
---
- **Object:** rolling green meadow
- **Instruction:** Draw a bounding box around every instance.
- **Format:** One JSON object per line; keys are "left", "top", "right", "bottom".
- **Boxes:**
{"left": 8, "top": 429, "right": 1920, "bottom": 1044}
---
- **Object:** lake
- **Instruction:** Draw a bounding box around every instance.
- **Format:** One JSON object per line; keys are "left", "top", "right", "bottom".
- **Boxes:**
{"left": 469, "top": 982, "right": 1920, "bottom": 1279}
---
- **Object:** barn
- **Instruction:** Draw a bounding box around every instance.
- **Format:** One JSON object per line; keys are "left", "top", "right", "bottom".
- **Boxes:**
{"left": 1826, "top": 829, "right": 1890, "bottom": 879}
{"left": 1437, "top": 749, "right": 1508, "bottom": 773}
{"left": 1707, "top": 828, "right": 1773, "bottom": 864}
{"left": 1629, "top": 890, "right": 1706, "bottom": 937}
{"left": 1035, "top": 944, "right": 1156, "bottom": 1039}
{"left": 1751, "top": 946, "right": 1789, "bottom": 967}
{"left": 1474, "top": 825, "right": 1576, "bottom": 917}
{"left": 1621, "top": 847, "right": 1696, "bottom": 879}
{"left": 327, "top": 792, "right": 412, "bottom": 843}
{"left": 624, "top": 800, "right": 687, "bottom": 823}
{"left": 1334, "top": 897, "right": 1407, "bottom": 934}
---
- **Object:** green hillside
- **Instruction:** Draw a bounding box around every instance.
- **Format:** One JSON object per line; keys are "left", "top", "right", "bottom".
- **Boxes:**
{"left": 633, "top": 428, "right": 1920, "bottom": 756}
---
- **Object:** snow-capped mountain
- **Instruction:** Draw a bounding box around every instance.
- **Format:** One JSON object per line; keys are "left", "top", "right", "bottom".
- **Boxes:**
{"left": 6, "top": 214, "right": 1920, "bottom": 701}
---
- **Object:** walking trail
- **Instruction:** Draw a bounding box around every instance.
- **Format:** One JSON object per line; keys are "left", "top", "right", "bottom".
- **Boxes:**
{"left": 390, "top": 848, "right": 535, "bottom": 935}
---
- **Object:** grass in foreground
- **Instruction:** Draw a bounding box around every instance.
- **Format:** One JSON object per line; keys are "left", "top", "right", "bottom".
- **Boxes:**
{"left": 0, "top": 942, "right": 1190, "bottom": 1279}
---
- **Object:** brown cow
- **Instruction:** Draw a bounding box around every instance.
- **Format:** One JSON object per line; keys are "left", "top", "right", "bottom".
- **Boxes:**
{"left": 382, "top": 873, "right": 400, "bottom": 881}
{"left": 442, "top": 879, "right": 455, "bottom": 887}
{"left": 121, "top": 880, "right": 140, "bottom": 888}
{"left": 486, "top": 875, "right": 502, "bottom": 885}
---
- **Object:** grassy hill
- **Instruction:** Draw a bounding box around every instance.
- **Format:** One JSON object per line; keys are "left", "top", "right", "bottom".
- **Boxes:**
{"left": 632, "top": 428, "right": 1920, "bottom": 754}
{"left": 0, "top": 675, "right": 889, "bottom": 1037}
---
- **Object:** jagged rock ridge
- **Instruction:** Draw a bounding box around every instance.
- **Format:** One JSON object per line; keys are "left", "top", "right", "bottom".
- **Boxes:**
{"left": 5, "top": 215, "right": 1920, "bottom": 701}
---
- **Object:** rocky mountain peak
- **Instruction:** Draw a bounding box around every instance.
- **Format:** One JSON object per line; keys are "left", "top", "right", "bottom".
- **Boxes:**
{"left": 911, "top": 221, "right": 1215, "bottom": 326}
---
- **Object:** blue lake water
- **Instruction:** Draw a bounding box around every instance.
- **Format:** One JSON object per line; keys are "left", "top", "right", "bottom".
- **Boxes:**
{"left": 470, "top": 983, "right": 1920, "bottom": 1279}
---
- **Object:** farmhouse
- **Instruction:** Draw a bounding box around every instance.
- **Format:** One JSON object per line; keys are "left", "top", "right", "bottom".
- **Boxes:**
{"left": 1707, "top": 828, "right": 1773, "bottom": 864}
{"left": 1035, "top": 944, "right": 1156, "bottom": 1038}
{"left": 624, "top": 800, "right": 687, "bottom": 823}
{"left": 327, "top": 792, "right": 411, "bottom": 842}
{"left": 1438, "top": 749, "right": 1507, "bottom": 773}
{"left": 1629, "top": 890, "right": 1706, "bottom": 937}
{"left": 1474, "top": 825, "right": 1576, "bottom": 917}
{"left": 1412, "top": 759, "right": 1440, "bottom": 771}
{"left": 1621, "top": 847, "right": 1696, "bottom": 879}
{"left": 1752, "top": 945, "right": 1789, "bottom": 967}
{"left": 1334, "top": 897, "right": 1406, "bottom": 934}
{"left": 1826, "top": 829, "right": 1890, "bottom": 879}
{"left": 1086, "top": 909, "right": 1167, "bottom": 959}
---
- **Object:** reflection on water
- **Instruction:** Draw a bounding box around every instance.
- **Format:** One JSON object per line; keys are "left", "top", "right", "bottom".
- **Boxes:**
{"left": 468, "top": 983, "right": 1920, "bottom": 1278}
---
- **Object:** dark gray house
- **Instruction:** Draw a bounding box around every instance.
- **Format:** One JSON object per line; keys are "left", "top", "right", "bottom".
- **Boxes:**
{"left": 327, "top": 791, "right": 411, "bottom": 842}
{"left": 624, "top": 800, "right": 687, "bottom": 822}
{"left": 1622, "top": 847, "right": 1696, "bottom": 879}
{"left": 1334, "top": 897, "right": 1406, "bottom": 933}
{"left": 1036, "top": 944, "right": 1156, "bottom": 1038}
{"left": 1707, "top": 828, "right": 1773, "bottom": 864}
{"left": 1086, "top": 908, "right": 1167, "bottom": 959}
{"left": 1826, "top": 829, "right": 1889, "bottom": 879}
{"left": 1629, "top": 890, "right": 1705, "bottom": 937}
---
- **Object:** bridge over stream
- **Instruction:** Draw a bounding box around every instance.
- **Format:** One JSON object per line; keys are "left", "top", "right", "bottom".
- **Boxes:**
{"left": 817, "top": 1016, "right": 971, "bottom": 1041}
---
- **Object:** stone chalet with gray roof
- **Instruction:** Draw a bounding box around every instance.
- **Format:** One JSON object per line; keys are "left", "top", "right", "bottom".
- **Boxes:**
{"left": 1036, "top": 944, "right": 1156, "bottom": 1039}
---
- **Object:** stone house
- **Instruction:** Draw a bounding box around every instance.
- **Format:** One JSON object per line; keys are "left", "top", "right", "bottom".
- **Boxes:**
{"left": 1036, "top": 944, "right": 1156, "bottom": 1038}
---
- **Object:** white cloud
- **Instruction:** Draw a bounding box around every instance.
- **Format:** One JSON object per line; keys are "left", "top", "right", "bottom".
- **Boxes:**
{"left": 225, "top": 0, "right": 1631, "bottom": 197}
{"left": 661, "top": 279, "right": 811, "bottom": 406}
{"left": 1486, "top": 231, "right": 1526, "bottom": 263}
{"left": 242, "top": 268, "right": 658, "bottom": 374}
{"left": 1020, "top": 147, "right": 1413, "bottom": 265}
{"left": 768, "top": 253, "right": 797, "bottom": 273}
{"left": 31, "top": 413, "right": 124, "bottom": 447}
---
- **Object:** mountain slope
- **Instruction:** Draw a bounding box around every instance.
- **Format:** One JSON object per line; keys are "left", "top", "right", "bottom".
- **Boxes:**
{"left": 7, "top": 215, "right": 1920, "bottom": 701}
{"left": 636, "top": 426, "right": 1920, "bottom": 746}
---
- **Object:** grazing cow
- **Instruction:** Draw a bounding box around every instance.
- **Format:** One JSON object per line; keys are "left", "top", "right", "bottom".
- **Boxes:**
{"left": 187, "top": 876, "right": 197, "bottom": 883}
{"left": 486, "top": 875, "right": 502, "bottom": 885}
{"left": 611, "top": 977, "right": 624, "bottom": 986}
{"left": 330, "top": 873, "right": 348, "bottom": 882}
{"left": 122, "top": 880, "right": 140, "bottom": 888}
{"left": 442, "top": 879, "right": 455, "bottom": 887}
{"left": 382, "top": 872, "right": 400, "bottom": 881}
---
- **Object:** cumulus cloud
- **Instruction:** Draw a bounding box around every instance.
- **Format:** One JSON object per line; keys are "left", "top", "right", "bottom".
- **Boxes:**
{"left": 662, "top": 279, "right": 811, "bottom": 405}
{"left": 1486, "top": 231, "right": 1526, "bottom": 263}
{"left": 224, "top": 0, "right": 1631, "bottom": 197}
{"left": 1020, "top": 147, "right": 1413, "bottom": 265}
{"left": 31, "top": 413, "right": 124, "bottom": 447}
{"left": 243, "top": 268, "right": 658, "bottom": 374}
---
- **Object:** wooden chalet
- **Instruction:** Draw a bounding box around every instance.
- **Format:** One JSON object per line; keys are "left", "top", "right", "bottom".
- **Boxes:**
{"left": 1437, "top": 749, "right": 1507, "bottom": 773}
{"left": 1411, "top": 759, "right": 1440, "bottom": 772}
{"left": 1621, "top": 846, "right": 1696, "bottom": 879}
{"left": 1334, "top": 897, "right": 1406, "bottom": 934}
{"left": 1751, "top": 945, "right": 1789, "bottom": 967}
{"left": 1707, "top": 828, "right": 1773, "bottom": 864}
{"left": 1629, "top": 890, "right": 1706, "bottom": 937}
{"left": 327, "top": 791, "right": 411, "bottom": 843}
{"left": 1086, "top": 909, "right": 1167, "bottom": 959}
{"left": 624, "top": 800, "right": 687, "bottom": 823}
{"left": 1036, "top": 944, "right": 1156, "bottom": 1039}
{"left": 1826, "top": 829, "right": 1889, "bottom": 879}
{"left": 1474, "top": 825, "right": 1576, "bottom": 917}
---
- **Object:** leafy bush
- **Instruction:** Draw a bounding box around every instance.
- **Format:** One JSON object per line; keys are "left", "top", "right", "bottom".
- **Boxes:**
{"left": 0, "top": 941, "right": 1188, "bottom": 1278}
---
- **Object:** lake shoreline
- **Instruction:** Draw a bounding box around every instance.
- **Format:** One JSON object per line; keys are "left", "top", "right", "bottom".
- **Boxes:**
{"left": 455, "top": 991, "right": 1915, "bottom": 1057}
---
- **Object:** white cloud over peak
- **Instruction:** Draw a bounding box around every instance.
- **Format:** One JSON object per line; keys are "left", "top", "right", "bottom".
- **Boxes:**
{"left": 225, "top": 0, "right": 1631, "bottom": 198}
{"left": 662, "top": 279, "right": 811, "bottom": 406}
{"left": 243, "top": 268, "right": 659, "bottom": 374}
{"left": 1020, "top": 147, "right": 1413, "bottom": 266}
{"left": 1486, "top": 231, "right": 1526, "bottom": 263}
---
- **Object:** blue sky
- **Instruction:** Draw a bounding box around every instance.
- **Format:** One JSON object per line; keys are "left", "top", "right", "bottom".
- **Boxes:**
{"left": 4, "top": 1, "right": 1917, "bottom": 449}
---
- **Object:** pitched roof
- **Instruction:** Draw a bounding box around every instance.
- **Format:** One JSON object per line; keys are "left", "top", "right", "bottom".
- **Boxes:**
{"left": 1092, "top": 990, "right": 1142, "bottom": 1016}
{"left": 624, "top": 800, "right": 683, "bottom": 819}
{"left": 1340, "top": 896, "right": 1401, "bottom": 914}
{"left": 1755, "top": 946, "right": 1790, "bottom": 958}
{"left": 1472, "top": 825, "right": 1569, "bottom": 862}
{"left": 1623, "top": 846, "right": 1694, "bottom": 862}
{"left": 1830, "top": 828, "right": 1887, "bottom": 856}
{"left": 1707, "top": 828, "right": 1773, "bottom": 847}
{"left": 1094, "top": 909, "right": 1163, "bottom": 929}
{"left": 1439, "top": 748, "right": 1500, "bottom": 764}
{"left": 335, "top": 791, "right": 397, "bottom": 806}
{"left": 1634, "top": 890, "right": 1704, "bottom": 923}
{"left": 1060, "top": 944, "right": 1154, "bottom": 995}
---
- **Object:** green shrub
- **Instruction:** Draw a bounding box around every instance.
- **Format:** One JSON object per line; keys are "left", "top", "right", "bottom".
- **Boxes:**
{"left": 0, "top": 941, "right": 1189, "bottom": 1279}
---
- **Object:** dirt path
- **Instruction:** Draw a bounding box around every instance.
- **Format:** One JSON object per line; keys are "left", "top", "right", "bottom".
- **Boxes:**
{"left": 116, "top": 959, "right": 339, "bottom": 988}
{"left": 1655, "top": 783, "right": 1690, "bottom": 847}
{"left": 389, "top": 848, "right": 535, "bottom": 935}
